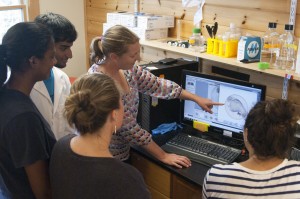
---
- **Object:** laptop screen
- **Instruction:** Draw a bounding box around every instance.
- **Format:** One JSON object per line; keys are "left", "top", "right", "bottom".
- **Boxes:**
{"left": 180, "top": 70, "right": 266, "bottom": 139}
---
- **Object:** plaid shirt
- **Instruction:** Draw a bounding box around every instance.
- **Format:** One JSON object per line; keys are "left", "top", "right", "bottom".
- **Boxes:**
{"left": 88, "top": 64, "right": 182, "bottom": 160}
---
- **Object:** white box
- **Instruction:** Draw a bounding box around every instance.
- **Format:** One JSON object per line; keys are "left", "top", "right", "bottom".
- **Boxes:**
{"left": 103, "top": 23, "right": 168, "bottom": 40}
{"left": 130, "top": 27, "right": 168, "bottom": 40}
{"left": 120, "top": 13, "right": 137, "bottom": 27}
{"left": 237, "top": 36, "right": 262, "bottom": 62}
{"left": 106, "top": 12, "right": 121, "bottom": 25}
{"left": 137, "top": 15, "right": 174, "bottom": 29}
{"left": 107, "top": 12, "right": 137, "bottom": 27}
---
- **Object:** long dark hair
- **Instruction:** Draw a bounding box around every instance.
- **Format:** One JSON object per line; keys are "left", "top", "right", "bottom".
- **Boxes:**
{"left": 0, "top": 22, "right": 54, "bottom": 86}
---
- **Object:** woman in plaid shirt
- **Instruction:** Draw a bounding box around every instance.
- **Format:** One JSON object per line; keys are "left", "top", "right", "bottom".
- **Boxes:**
{"left": 88, "top": 25, "right": 222, "bottom": 168}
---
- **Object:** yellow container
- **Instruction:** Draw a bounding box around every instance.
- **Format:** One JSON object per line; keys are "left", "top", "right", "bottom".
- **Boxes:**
{"left": 213, "top": 39, "right": 220, "bottom": 55}
{"left": 219, "top": 39, "right": 238, "bottom": 58}
{"left": 219, "top": 40, "right": 226, "bottom": 57}
{"left": 207, "top": 38, "right": 215, "bottom": 54}
{"left": 208, "top": 38, "right": 238, "bottom": 57}
{"left": 229, "top": 39, "right": 238, "bottom": 57}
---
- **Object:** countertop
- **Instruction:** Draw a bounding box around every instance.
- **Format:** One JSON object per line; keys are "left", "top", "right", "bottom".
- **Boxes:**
{"left": 131, "top": 130, "right": 212, "bottom": 187}
{"left": 131, "top": 129, "right": 300, "bottom": 187}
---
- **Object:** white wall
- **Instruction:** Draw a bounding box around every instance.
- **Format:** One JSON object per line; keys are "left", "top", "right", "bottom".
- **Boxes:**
{"left": 39, "top": 0, "right": 87, "bottom": 77}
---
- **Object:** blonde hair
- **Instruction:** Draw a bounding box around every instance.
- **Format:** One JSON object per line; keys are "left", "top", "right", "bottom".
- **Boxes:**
{"left": 89, "top": 25, "right": 140, "bottom": 65}
{"left": 64, "top": 73, "right": 120, "bottom": 134}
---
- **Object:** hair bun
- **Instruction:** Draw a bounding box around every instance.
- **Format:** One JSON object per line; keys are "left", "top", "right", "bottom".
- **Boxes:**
{"left": 77, "top": 90, "right": 91, "bottom": 109}
{"left": 265, "top": 99, "right": 294, "bottom": 124}
{"left": 77, "top": 90, "right": 96, "bottom": 115}
{"left": 67, "top": 89, "right": 97, "bottom": 125}
{"left": 65, "top": 73, "right": 121, "bottom": 134}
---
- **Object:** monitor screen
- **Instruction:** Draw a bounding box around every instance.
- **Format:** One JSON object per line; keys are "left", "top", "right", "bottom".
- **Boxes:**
{"left": 180, "top": 70, "right": 266, "bottom": 138}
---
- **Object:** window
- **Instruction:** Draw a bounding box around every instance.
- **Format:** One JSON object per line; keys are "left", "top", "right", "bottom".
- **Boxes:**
{"left": 0, "top": 0, "right": 27, "bottom": 43}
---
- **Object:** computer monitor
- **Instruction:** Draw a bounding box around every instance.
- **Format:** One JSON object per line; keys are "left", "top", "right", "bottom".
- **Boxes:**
{"left": 180, "top": 70, "right": 266, "bottom": 140}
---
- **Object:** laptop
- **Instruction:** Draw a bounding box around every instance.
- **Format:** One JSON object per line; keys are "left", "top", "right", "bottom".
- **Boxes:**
{"left": 161, "top": 69, "right": 266, "bottom": 166}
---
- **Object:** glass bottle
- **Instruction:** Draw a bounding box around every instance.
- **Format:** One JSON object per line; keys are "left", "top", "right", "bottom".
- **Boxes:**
{"left": 275, "top": 24, "right": 297, "bottom": 71}
{"left": 262, "top": 22, "right": 280, "bottom": 68}
{"left": 226, "top": 23, "right": 240, "bottom": 57}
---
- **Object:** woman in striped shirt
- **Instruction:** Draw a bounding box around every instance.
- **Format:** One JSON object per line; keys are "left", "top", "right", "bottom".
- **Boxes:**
{"left": 203, "top": 99, "right": 300, "bottom": 199}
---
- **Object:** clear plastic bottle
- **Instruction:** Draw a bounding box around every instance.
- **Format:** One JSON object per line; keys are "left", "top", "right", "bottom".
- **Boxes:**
{"left": 220, "top": 23, "right": 240, "bottom": 57}
{"left": 275, "top": 24, "right": 297, "bottom": 71}
{"left": 189, "top": 27, "right": 201, "bottom": 46}
{"left": 228, "top": 23, "right": 241, "bottom": 41}
{"left": 220, "top": 35, "right": 228, "bottom": 56}
{"left": 262, "top": 22, "right": 280, "bottom": 68}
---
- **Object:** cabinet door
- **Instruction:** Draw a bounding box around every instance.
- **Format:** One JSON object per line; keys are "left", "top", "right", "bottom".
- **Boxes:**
{"left": 130, "top": 151, "right": 171, "bottom": 198}
{"left": 172, "top": 175, "right": 202, "bottom": 199}
{"left": 148, "top": 186, "right": 170, "bottom": 199}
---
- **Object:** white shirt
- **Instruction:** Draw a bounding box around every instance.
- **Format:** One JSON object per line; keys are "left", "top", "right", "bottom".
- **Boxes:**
{"left": 203, "top": 159, "right": 300, "bottom": 199}
{"left": 30, "top": 67, "right": 74, "bottom": 140}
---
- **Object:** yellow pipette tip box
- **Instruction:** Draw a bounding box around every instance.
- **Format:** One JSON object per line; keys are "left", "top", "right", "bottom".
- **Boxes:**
{"left": 193, "top": 121, "right": 210, "bottom": 132}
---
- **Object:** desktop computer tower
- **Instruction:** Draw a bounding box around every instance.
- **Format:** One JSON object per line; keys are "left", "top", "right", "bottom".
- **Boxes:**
{"left": 137, "top": 58, "right": 198, "bottom": 133}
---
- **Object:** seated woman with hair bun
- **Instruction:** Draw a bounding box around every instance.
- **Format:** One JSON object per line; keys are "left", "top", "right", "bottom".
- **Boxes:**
{"left": 203, "top": 99, "right": 300, "bottom": 199}
{"left": 49, "top": 73, "right": 150, "bottom": 199}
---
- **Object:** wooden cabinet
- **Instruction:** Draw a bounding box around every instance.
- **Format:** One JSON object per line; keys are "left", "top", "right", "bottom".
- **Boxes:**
{"left": 131, "top": 151, "right": 171, "bottom": 198}
{"left": 130, "top": 151, "right": 202, "bottom": 199}
{"left": 148, "top": 186, "right": 170, "bottom": 199}
{"left": 172, "top": 175, "right": 202, "bottom": 199}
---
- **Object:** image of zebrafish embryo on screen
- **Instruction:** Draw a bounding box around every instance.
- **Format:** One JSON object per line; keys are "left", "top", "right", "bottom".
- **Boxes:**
{"left": 184, "top": 75, "right": 260, "bottom": 133}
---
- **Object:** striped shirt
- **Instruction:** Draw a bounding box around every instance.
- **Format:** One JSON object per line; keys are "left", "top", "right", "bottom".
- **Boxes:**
{"left": 203, "top": 159, "right": 300, "bottom": 199}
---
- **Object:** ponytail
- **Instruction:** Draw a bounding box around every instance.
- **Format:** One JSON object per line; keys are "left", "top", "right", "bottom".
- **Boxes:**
{"left": 89, "top": 37, "right": 104, "bottom": 66}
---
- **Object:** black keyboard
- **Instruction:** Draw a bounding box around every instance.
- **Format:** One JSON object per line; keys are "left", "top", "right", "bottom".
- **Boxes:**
{"left": 161, "top": 133, "right": 241, "bottom": 166}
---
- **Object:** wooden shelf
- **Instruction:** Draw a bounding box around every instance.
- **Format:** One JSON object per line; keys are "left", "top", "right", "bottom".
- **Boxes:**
{"left": 140, "top": 39, "right": 300, "bottom": 82}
